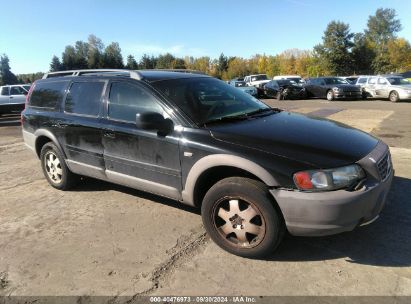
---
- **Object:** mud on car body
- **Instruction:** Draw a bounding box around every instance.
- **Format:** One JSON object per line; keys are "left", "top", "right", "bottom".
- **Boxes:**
{"left": 22, "top": 69, "right": 393, "bottom": 258}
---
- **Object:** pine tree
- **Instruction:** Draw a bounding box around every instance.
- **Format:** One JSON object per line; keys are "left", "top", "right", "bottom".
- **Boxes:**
{"left": 50, "top": 55, "right": 63, "bottom": 72}
{"left": 0, "top": 54, "right": 18, "bottom": 85}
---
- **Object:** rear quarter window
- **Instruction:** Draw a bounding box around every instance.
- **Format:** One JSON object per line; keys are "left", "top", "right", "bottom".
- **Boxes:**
{"left": 65, "top": 81, "right": 105, "bottom": 116}
{"left": 29, "top": 81, "right": 67, "bottom": 108}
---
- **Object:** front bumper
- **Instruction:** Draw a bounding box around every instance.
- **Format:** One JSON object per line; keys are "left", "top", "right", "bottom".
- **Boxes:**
{"left": 334, "top": 92, "right": 362, "bottom": 99}
{"left": 270, "top": 171, "right": 392, "bottom": 236}
{"left": 398, "top": 91, "right": 411, "bottom": 100}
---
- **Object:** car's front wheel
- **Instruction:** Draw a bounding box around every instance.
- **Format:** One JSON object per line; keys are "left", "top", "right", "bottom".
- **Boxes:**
{"left": 389, "top": 91, "right": 399, "bottom": 102}
{"left": 326, "top": 90, "right": 334, "bottom": 101}
{"left": 201, "top": 177, "right": 285, "bottom": 258}
{"left": 40, "top": 142, "right": 78, "bottom": 190}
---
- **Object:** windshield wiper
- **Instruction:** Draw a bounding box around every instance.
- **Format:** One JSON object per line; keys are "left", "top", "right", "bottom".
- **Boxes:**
{"left": 244, "top": 107, "right": 281, "bottom": 117}
{"left": 201, "top": 114, "right": 249, "bottom": 126}
{"left": 201, "top": 108, "right": 281, "bottom": 126}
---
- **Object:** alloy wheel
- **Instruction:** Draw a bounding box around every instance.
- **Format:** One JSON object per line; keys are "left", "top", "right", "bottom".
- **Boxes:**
{"left": 212, "top": 198, "right": 266, "bottom": 248}
{"left": 44, "top": 151, "right": 63, "bottom": 184}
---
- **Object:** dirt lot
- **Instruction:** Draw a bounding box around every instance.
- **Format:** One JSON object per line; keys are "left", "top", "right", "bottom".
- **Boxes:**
{"left": 1, "top": 99, "right": 411, "bottom": 297}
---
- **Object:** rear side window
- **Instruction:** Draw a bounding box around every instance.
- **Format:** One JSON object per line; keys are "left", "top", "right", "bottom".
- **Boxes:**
{"left": 108, "top": 82, "right": 162, "bottom": 122}
{"left": 1, "top": 87, "right": 9, "bottom": 96}
{"left": 30, "top": 81, "right": 67, "bottom": 108}
{"left": 65, "top": 82, "right": 105, "bottom": 116}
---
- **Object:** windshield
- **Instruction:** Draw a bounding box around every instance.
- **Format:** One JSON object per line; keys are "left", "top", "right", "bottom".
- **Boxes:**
{"left": 278, "top": 80, "right": 294, "bottom": 86}
{"left": 251, "top": 75, "right": 268, "bottom": 81}
{"left": 234, "top": 81, "right": 246, "bottom": 87}
{"left": 324, "top": 78, "right": 349, "bottom": 85}
{"left": 387, "top": 77, "right": 410, "bottom": 85}
{"left": 152, "top": 77, "right": 270, "bottom": 125}
{"left": 287, "top": 78, "right": 302, "bottom": 84}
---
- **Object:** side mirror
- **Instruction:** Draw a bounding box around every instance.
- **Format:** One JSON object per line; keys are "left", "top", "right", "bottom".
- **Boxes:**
{"left": 136, "top": 112, "right": 174, "bottom": 136}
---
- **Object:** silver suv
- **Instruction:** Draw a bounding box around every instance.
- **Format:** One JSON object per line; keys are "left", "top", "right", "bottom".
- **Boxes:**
{"left": 0, "top": 84, "right": 31, "bottom": 115}
{"left": 355, "top": 75, "right": 411, "bottom": 102}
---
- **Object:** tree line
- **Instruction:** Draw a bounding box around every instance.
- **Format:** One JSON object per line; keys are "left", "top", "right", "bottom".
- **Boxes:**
{"left": 1, "top": 8, "right": 410, "bottom": 86}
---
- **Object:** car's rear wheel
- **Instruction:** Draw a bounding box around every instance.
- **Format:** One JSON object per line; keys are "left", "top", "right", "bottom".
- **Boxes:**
{"left": 326, "top": 90, "right": 334, "bottom": 101}
{"left": 201, "top": 177, "right": 285, "bottom": 258}
{"left": 40, "top": 142, "right": 78, "bottom": 190}
{"left": 389, "top": 91, "right": 399, "bottom": 102}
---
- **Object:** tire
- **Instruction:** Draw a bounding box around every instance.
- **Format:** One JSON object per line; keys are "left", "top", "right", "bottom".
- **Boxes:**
{"left": 389, "top": 91, "right": 399, "bottom": 103}
{"left": 361, "top": 91, "right": 367, "bottom": 100}
{"left": 40, "top": 142, "right": 79, "bottom": 190}
{"left": 326, "top": 90, "right": 334, "bottom": 101}
{"left": 201, "top": 177, "right": 285, "bottom": 258}
{"left": 276, "top": 91, "right": 282, "bottom": 101}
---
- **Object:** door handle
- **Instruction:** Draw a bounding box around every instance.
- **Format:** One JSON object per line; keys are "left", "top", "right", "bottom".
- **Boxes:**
{"left": 10, "top": 96, "right": 13, "bottom": 99}
{"left": 103, "top": 131, "right": 115, "bottom": 139}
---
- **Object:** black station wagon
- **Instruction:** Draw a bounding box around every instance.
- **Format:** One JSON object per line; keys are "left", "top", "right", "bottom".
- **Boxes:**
{"left": 22, "top": 69, "right": 393, "bottom": 258}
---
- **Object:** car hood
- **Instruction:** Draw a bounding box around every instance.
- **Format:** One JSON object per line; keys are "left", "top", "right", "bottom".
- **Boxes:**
{"left": 208, "top": 111, "right": 379, "bottom": 168}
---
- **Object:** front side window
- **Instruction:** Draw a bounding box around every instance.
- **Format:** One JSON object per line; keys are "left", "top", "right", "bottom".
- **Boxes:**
{"left": 368, "top": 77, "right": 377, "bottom": 84}
{"left": 358, "top": 78, "right": 367, "bottom": 84}
{"left": 65, "top": 82, "right": 105, "bottom": 116}
{"left": 152, "top": 77, "right": 269, "bottom": 125}
{"left": 108, "top": 82, "right": 162, "bottom": 122}
{"left": 10, "top": 86, "right": 27, "bottom": 95}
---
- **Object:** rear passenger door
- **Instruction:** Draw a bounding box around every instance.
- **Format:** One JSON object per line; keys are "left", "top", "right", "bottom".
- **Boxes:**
{"left": 102, "top": 80, "right": 182, "bottom": 199}
{"left": 366, "top": 77, "right": 377, "bottom": 97}
{"left": 61, "top": 80, "right": 107, "bottom": 179}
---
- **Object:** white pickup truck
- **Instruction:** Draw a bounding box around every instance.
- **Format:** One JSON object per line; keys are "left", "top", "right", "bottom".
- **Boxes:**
{"left": 244, "top": 74, "right": 270, "bottom": 97}
{"left": 0, "top": 84, "right": 31, "bottom": 115}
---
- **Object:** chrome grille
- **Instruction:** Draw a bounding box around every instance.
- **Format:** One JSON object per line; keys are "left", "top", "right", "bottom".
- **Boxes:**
{"left": 377, "top": 151, "right": 391, "bottom": 181}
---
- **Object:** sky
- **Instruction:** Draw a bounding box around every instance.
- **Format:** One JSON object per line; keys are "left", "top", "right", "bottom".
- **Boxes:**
{"left": 1, "top": 0, "right": 411, "bottom": 74}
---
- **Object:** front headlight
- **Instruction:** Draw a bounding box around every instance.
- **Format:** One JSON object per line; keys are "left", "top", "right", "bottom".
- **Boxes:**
{"left": 332, "top": 87, "right": 341, "bottom": 92}
{"left": 293, "top": 164, "right": 365, "bottom": 191}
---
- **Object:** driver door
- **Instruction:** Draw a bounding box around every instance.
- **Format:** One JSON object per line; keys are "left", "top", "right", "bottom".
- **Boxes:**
{"left": 102, "top": 80, "right": 182, "bottom": 199}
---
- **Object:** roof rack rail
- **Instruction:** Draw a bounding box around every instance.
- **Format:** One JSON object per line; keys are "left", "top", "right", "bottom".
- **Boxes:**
{"left": 42, "top": 69, "right": 143, "bottom": 80}
{"left": 140, "top": 69, "right": 206, "bottom": 75}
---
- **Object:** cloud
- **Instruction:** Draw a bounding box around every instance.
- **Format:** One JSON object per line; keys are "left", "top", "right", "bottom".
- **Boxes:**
{"left": 123, "top": 43, "right": 207, "bottom": 57}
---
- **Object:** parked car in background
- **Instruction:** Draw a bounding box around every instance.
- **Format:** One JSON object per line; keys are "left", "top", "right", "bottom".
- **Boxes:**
{"left": 356, "top": 75, "right": 411, "bottom": 102}
{"left": 0, "top": 84, "right": 31, "bottom": 115}
{"left": 273, "top": 75, "right": 305, "bottom": 86}
{"left": 228, "top": 79, "right": 257, "bottom": 97}
{"left": 264, "top": 79, "right": 307, "bottom": 100}
{"left": 400, "top": 71, "right": 411, "bottom": 81}
{"left": 244, "top": 74, "right": 270, "bottom": 97}
{"left": 305, "top": 77, "right": 362, "bottom": 101}
{"left": 340, "top": 76, "right": 359, "bottom": 85}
